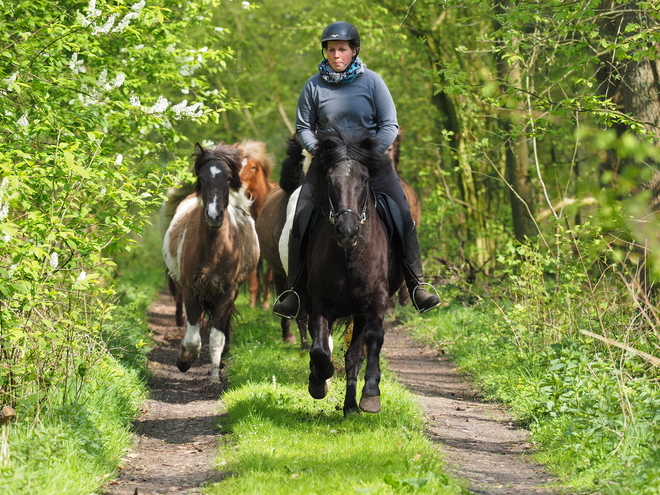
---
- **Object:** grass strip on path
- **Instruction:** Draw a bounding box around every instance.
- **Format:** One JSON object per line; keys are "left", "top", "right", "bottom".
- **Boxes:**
{"left": 206, "top": 299, "right": 466, "bottom": 495}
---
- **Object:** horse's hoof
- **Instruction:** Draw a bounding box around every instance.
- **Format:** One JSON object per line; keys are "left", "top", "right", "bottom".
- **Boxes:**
{"left": 343, "top": 406, "right": 361, "bottom": 417}
{"left": 176, "top": 359, "right": 192, "bottom": 372}
{"left": 283, "top": 332, "right": 296, "bottom": 344}
{"left": 359, "top": 395, "right": 381, "bottom": 413}
{"left": 308, "top": 376, "right": 330, "bottom": 399}
{"left": 209, "top": 373, "right": 221, "bottom": 385}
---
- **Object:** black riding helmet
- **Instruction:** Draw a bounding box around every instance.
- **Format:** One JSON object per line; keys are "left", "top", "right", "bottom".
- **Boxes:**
{"left": 320, "top": 21, "right": 360, "bottom": 59}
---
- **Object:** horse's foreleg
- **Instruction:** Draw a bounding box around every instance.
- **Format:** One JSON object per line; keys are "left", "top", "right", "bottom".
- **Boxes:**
{"left": 359, "top": 298, "right": 388, "bottom": 413}
{"left": 308, "top": 309, "right": 334, "bottom": 399}
{"left": 177, "top": 294, "right": 202, "bottom": 373}
{"left": 344, "top": 316, "right": 365, "bottom": 416}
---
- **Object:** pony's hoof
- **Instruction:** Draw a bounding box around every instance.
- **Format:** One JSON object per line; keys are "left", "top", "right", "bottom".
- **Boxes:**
{"left": 308, "top": 376, "right": 331, "bottom": 399}
{"left": 176, "top": 359, "right": 192, "bottom": 372}
{"left": 283, "top": 332, "right": 296, "bottom": 344}
{"left": 343, "top": 407, "right": 360, "bottom": 417}
{"left": 209, "top": 373, "right": 221, "bottom": 385}
{"left": 359, "top": 395, "right": 381, "bottom": 413}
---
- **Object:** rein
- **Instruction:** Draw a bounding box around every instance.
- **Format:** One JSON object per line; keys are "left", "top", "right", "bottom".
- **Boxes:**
{"left": 327, "top": 187, "right": 376, "bottom": 226}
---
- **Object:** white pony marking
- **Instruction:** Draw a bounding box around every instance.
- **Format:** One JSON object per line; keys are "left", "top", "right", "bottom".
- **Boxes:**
{"left": 207, "top": 194, "right": 220, "bottom": 221}
{"left": 209, "top": 328, "right": 226, "bottom": 384}
{"left": 209, "top": 165, "right": 222, "bottom": 177}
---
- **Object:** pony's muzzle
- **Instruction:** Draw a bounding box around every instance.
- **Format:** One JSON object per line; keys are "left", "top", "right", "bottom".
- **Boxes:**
{"left": 205, "top": 208, "right": 225, "bottom": 228}
{"left": 335, "top": 222, "right": 360, "bottom": 248}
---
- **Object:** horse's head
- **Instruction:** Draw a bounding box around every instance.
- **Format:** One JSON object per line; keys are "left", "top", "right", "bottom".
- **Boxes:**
{"left": 238, "top": 140, "right": 274, "bottom": 188}
{"left": 313, "top": 127, "right": 385, "bottom": 249}
{"left": 193, "top": 143, "right": 242, "bottom": 228}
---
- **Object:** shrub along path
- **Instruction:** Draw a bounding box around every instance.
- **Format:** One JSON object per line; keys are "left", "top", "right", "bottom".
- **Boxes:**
{"left": 103, "top": 291, "right": 558, "bottom": 494}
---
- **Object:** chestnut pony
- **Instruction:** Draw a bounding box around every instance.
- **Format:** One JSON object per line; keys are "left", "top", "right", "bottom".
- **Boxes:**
{"left": 163, "top": 143, "right": 259, "bottom": 384}
{"left": 238, "top": 140, "right": 276, "bottom": 308}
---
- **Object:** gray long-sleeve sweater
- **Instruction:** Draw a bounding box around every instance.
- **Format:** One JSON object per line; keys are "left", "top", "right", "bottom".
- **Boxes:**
{"left": 295, "top": 68, "right": 399, "bottom": 155}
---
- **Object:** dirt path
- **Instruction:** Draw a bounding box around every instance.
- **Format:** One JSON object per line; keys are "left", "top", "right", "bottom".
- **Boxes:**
{"left": 104, "top": 293, "right": 559, "bottom": 494}
{"left": 103, "top": 292, "right": 227, "bottom": 495}
{"left": 382, "top": 320, "right": 560, "bottom": 494}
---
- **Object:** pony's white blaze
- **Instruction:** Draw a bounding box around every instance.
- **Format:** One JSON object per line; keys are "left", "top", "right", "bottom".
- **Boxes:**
{"left": 279, "top": 186, "right": 301, "bottom": 275}
{"left": 207, "top": 194, "right": 220, "bottom": 221}
{"left": 209, "top": 328, "right": 226, "bottom": 383}
{"left": 209, "top": 165, "right": 222, "bottom": 177}
{"left": 240, "top": 157, "right": 248, "bottom": 171}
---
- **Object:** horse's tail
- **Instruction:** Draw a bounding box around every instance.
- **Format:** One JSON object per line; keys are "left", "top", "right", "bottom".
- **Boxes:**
{"left": 279, "top": 134, "right": 305, "bottom": 194}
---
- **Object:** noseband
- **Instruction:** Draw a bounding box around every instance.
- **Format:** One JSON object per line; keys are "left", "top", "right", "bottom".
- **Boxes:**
{"left": 327, "top": 187, "right": 374, "bottom": 225}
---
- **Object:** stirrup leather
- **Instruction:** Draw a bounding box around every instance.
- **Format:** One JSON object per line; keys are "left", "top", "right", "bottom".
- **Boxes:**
{"left": 273, "top": 289, "right": 301, "bottom": 320}
{"left": 411, "top": 282, "right": 441, "bottom": 313}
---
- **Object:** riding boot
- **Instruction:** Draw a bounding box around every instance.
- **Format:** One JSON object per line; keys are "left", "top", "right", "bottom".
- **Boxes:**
{"left": 401, "top": 229, "right": 441, "bottom": 313}
{"left": 273, "top": 232, "right": 306, "bottom": 320}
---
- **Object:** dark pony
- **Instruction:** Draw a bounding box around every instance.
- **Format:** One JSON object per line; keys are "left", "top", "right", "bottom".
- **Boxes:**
{"left": 303, "top": 125, "right": 404, "bottom": 415}
{"left": 255, "top": 136, "right": 309, "bottom": 348}
{"left": 162, "top": 143, "right": 260, "bottom": 384}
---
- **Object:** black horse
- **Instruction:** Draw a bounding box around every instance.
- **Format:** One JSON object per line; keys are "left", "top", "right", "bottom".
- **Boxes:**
{"left": 301, "top": 125, "right": 404, "bottom": 416}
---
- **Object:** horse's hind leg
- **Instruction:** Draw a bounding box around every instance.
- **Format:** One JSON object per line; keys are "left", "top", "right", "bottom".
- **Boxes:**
{"left": 167, "top": 274, "right": 185, "bottom": 327}
{"left": 248, "top": 267, "right": 259, "bottom": 308}
{"left": 343, "top": 316, "right": 365, "bottom": 416}
{"left": 177, "top": 294, "right": 202, "bottom": 372}
{"left": 209, "top": 294, "right": 236, "bottom": 384}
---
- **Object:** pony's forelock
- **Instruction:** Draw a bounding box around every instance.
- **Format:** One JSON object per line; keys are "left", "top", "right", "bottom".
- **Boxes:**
{"left": 238, "top": 140, "right": 275, "bottom": 178}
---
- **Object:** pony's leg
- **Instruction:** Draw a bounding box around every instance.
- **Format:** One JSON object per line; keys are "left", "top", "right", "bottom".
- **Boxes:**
{"left": 261, "top": 265, "right": 274, "bottom": 310}
{"left": 209, "top": 297, "right": 234, "bottom": 385}
{"left": 296, "top": 310, "right": 309, "bottom": 350}
{"left": 167, "top": 275, "right": 185, "bottom": 327}
{"left": 177, "top": 293, "right": 203, "bottom": 372}
{"left": 343, "top": 316, "right": 366, "bottom": 416}
{"left": 308, "top": 307, "right": 334, "bottom": 399}
{"left": 359, "top": 295, "right": 388, "bottom": 413}
{"left": 248, "top": 267, "right": 259, "bottom": 308}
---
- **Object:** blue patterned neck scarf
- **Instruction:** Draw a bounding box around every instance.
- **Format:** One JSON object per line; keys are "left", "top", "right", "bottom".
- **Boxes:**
{"left": 318, "top": 57, "right": 366, "bottom": 84}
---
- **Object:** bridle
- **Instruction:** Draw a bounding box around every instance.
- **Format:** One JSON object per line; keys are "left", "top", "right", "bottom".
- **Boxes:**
{"left": 327, "top": 185, "right": 375, "bottom": 226}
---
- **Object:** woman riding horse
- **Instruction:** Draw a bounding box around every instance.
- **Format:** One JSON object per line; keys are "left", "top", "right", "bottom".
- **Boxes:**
{"left": 273, "top": 21, "right": 440, "bottom": 319}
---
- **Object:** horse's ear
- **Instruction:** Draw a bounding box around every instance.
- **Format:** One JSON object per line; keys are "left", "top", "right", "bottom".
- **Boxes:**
{"left": 359, "top": 136, "right": 377, "bottom": 151}
{"left": 194, "top": 143, "right": 205, "bottom": 157}
{"left": 228, "top": 152, "right": 243, "bottom": 191}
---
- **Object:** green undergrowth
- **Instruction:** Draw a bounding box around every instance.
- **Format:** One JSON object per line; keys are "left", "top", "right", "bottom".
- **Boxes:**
{"left": 206, "top": 301, "right": 467, "bottom": 495}
{"left": 0, "top": 227, "right": 160, "bottom": 494}
{"left": 400, "top": 302, "right": 660, "bottom": 494}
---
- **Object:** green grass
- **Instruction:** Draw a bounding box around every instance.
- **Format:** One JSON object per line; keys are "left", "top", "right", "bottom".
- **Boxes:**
{"left": 399, "top": 302, "right": 660, "bottom": 494}
{"left": 0, "top": 224, "right": 161, "bottom": 494}
{"left": 205, "top": 301, "right": 466, "bottom": 494}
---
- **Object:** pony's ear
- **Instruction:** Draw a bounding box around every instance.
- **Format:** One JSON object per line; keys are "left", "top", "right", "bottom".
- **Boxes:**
{"left": 358, "top": 136, "right": 378, "bottom": 151}
{"left": 194, "top": 143, "right": 205, "bottom": 157}
{"left": 228, "top": 153, "right": 243, "bottom": 191}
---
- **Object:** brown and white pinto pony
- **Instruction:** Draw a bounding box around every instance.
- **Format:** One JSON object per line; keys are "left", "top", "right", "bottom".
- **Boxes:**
{"left": 162, "top": 143, "right": 259, "bottom": 384}
{"left": 237, "top": 140, "right": 276, "bottom": 308}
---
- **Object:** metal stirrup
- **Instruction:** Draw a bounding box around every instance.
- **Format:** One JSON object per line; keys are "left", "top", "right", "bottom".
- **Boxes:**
{"left": 411, "top": 283, "right": 441, "bottom": 313}
{"left": 273, "top": 289, "right": 301, "bottom": 320}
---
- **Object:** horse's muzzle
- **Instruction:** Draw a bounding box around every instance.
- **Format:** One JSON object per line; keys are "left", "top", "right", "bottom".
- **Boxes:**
{"left": 205, "top": 210, "right": 224, "bottom": 228}
{"left": 335, "top": 224, "right": 360, "bottom": 249}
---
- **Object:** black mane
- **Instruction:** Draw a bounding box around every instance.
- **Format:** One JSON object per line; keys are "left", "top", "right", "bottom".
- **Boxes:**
{"left": 279, "top": 135, "right": 306, "bottom": 194}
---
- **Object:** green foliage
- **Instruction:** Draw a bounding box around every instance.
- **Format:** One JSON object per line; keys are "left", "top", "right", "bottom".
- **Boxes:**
{"left": 0, "top": 0, "right": 236, "bottom": 419}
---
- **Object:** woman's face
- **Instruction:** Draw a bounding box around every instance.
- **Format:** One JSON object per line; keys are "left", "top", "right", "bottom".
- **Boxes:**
{"left": 325, "top": 40, "right": 356, "bottom": 72}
